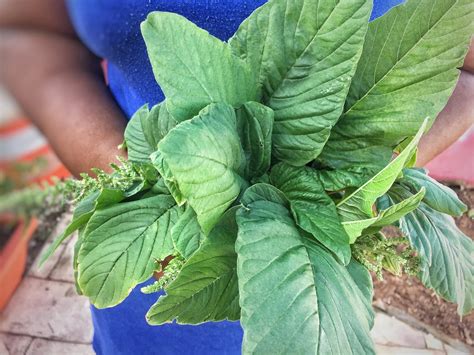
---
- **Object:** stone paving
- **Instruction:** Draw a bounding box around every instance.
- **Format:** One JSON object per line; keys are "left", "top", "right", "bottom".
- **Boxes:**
{"left": 0, "top": 214, "right": 471, "bottom": 355}
{"left": 0, "top": 215, "right": 94, "bottom": 355}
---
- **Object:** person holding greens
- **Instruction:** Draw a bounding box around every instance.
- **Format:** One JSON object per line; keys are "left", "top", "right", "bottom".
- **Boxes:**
{"left": 1, "top": 0, "right": 473, "bottom": 353}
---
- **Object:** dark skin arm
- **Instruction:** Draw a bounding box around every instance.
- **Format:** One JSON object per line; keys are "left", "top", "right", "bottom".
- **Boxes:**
{"left": 0, "top": 0, "right": 472, "bottom": 174}
{"left": 0, "top": 0, "right": 127, "bottom": 177}
{"left": 416, "top": 40, "right": 474, "bottom": 166}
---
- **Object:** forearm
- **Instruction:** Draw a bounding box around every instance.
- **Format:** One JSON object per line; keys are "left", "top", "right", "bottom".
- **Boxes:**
{"left": 0, "top": 29, "right": 127, "bottom": 177}
{"left": 0, "top": 0, "right": 74, "bottom": 36}
{"left": 416, "top": 70, "right": 474, "bottom": 167}
{"left": 416, "top": 40, "right": 474, "bottom": 167}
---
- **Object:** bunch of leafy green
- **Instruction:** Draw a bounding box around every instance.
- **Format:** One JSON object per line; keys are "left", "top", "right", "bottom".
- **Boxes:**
{"left": 38, "top": 0, "right": 473, "bottom": 353}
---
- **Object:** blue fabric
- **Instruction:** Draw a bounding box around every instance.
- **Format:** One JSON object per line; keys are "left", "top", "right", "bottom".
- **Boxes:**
{"left": 66, "top": 1, "right": 404, "bottom": 354}
{"left": 89, "top": 279, "right": 243, "bottom": 354}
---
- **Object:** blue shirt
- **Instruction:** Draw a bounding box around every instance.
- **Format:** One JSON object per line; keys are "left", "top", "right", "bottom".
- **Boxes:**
{"left": 66, "top": 1, "right": 404, "bottom": 354}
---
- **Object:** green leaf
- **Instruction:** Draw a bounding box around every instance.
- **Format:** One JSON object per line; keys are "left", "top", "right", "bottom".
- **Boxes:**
{"left": 316, "top": 166, "right": 376, "bottom": 192}
{"left": 146, "top": 102, "right": 177, "bottom": 145}
{"left": 347, "top": 258, "right": 375, "bottom": 312}
{"left": 171, "top": 206, "right": 204, "bottom": 259}
{"left": 39, "top": 188, "right": 124, "bottom": 266}
{"left": 389, "top": 187, "right": 474, "bottom": 315}
{"left": 342, "top": 218, "right": 379, "bottom": 244}
{"left": 124, "top": 105, "right": 154, "bottom": 164}
{"left": 151, "top": 151, "right": 186, "bottom": 205}
{"left": 337, "top": 120, "right": 427, "bottom": 221}
{"left": 139, "top": 105, "right": 161, "bottom": 151}
{"left": 236, "top": 184, "right": 375, "bottom": 354}
{"left": 158, "top": 103, "right": 247, "bottom": 234}
{"left": 341, "top": 188, "right": 425, "bottom": 243}
{"left": 240, "top": 182, "right": 289, "bottom": 207}
{"left": 230, "top": 0, "right": 372, "bottom": 165}
{"left": 320, "top": 0, "right": 474, "bottom": 169}
{"left": 73, "top": 228, "right": 86, "bottom": 295}
{"left": 157, "top": 102, "right": 179, "bottom": 139}
{"left": 236, "top": 102, "right": 274, "bottom": 179}
{"left": 141, "top": 12, "right": 257, "bottom": 122}
{"left": 147, "top": 208, "right": 240, "bottom": 324}
{"left": 308, "top": 246, "right": 375, "bottom": 355}
{"left": 270, "top": 163, "right": 351, "bottom": 265}
{"left": 394, "top": 138, "right": 418, "bottom": 169}
{"left": 372, "top": 188, "right": 425, "bottom": 228}
{"left": 125, "top": 102, "right": 177, "bottom": 164}
{"left": 150, "top": 179, "right": 172, "bottom": 195}
{"left": 77, "top": 195, "right": 180, "bottom": 308}
{"left": 153, "top": 207, "right": 183, "bottom": 261}
{"left": 402, "top": 168, "right": 467, "bottom": 216}
{"left": 237, "top": 189, "right": 319, "bottom": 354}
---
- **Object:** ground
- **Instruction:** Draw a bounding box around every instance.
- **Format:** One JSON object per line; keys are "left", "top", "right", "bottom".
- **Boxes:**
{"left": 0, "top": 215, "right": 93, "bottom": 355}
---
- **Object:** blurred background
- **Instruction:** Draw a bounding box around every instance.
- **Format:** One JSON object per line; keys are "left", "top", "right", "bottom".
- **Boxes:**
{"left": 0, "top": 83, "right": 94, "bottom": 354}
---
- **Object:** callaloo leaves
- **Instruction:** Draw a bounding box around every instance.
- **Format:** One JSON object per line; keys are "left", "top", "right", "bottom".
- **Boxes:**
{"left": 230, "top": 0, "right": 372, "bottom": 165}
{"left": 156, "top": 103, "right": 247, "bottom": 234}
{"left": 143, "top": 0, "right": 374, "bottom": 166}
{"left": 336, "top": 120, "right": 427, "bottom": 222}
{"left": 270, "top": 163, "right": 352, "bottom": 264}
{"left": 78, "top": 195, "right": 181, "bottom": 308}
{"left": 236, "top": 185, "right": 375, "bottom": 354}
{"left": 147, "top": 208, "right": 240, "bottom": 324}
{"left": 39, "top": 0, "right": 474, "bottom": 353}
{"left": 141, "top": 12, "right": 257, "bottom": 122}
{"left": 320, "top": 0, "right": 474, "bottom": 170}
{"left": 155, "top": 101, "right": 274, "bottom": 234}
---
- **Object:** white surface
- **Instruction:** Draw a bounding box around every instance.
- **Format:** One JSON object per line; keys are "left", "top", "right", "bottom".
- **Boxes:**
{"left": 0, "top": 125, "right": 46, "bottom": 162}
{"left": 0, "top": 85, "right": 21, "bottom": 123}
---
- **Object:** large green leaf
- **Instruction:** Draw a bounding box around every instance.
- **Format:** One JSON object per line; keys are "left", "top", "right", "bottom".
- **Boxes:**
{"left": 236, "top": 102, "right": 274, "bottom": 179}
{"left": 39, "top": 188, "right": 124, "bottom": 266}
{"left": 230, "top": 0, "right": 372, "bottom": 165}
{"left": 305, "top": 243, "right": 375, "bottom": 355}
{"left": 141, "top": 12, "right": 257, "bottom": 122}
{"left": 270, "top": 163, "right": 351, "bottom": 265}
{"left": 389, "top": 187, "right": 474, "bottom": 315}
{"left": 320, "top": 0, "right": 474, "bottom": 169}
{"left": 171, "top": 206, "right": 204, "bottom": 260}
{"left": 337, "top": 121, "right": 426, "bottom": 221}
{"left": 401, "top": 168, "right": 467, "bottom": 216}
{"left": 77, "top": 195, "right": 181, "bottom": 308}
{"left": 237, "top": 187, "right": 320, "bottom": 354}
{"left": 147, "top": 208, "right": 240, "bottom": 324}
{"left": 236, "top": 184, "right": 375, "bottom": 354}
{"left": 157, "top": 103, "right": 247, "bottom": 234}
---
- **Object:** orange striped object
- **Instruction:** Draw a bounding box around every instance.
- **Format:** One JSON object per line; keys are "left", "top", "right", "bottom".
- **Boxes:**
{"left": 0, "top": 117, "right": 70, "bottom": 187}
